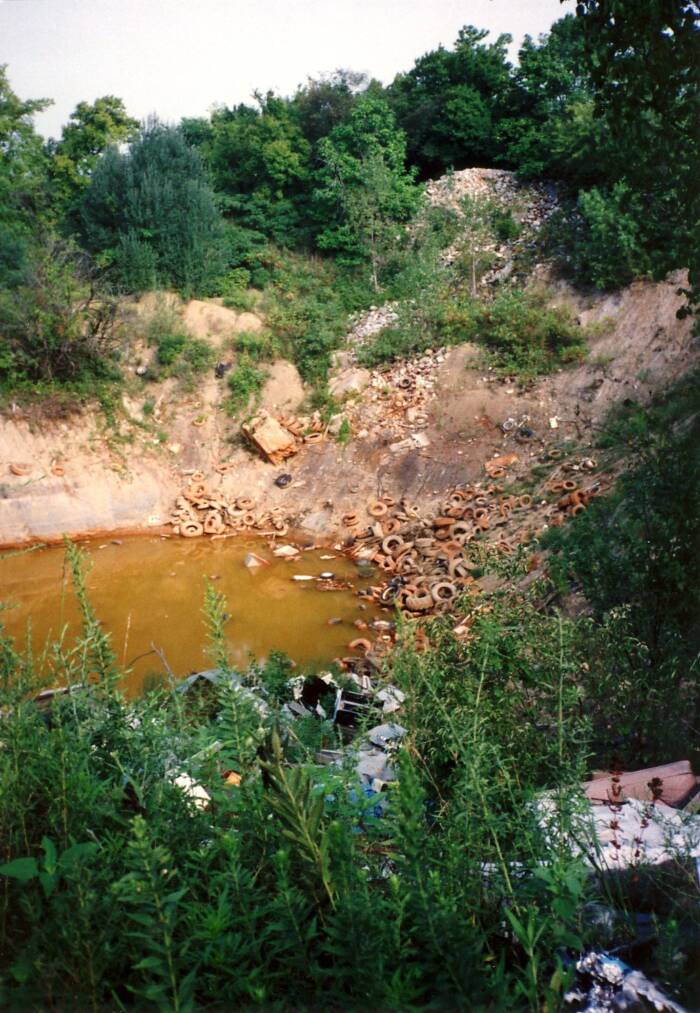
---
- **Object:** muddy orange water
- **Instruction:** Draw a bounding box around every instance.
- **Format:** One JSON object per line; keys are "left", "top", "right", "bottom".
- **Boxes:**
{"left": 0, "top": 536, "right": 382, "bottom": 695}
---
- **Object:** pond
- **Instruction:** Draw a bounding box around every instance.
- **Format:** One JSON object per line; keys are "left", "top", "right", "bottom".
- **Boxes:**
{"left": 0, "top": 535, "right": 382, "bottom": 695}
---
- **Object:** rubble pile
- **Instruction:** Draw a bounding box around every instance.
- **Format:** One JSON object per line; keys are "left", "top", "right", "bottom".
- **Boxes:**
{"left": 424, "top": 167, "right": 559, "bottom": 232}
{"left": 341, "top": 347, "right": 447, "bottom": 446}
{"left": 343, "top": 303, "right": 399, "bottom": 359}
{"left": 167, "top": 473, "right": 293, "bottom": 539}
{"left": 424, "top": 166, "right": 560, "bottom": 281}
{"left": 242, "top": 409, "right": 329, "bottom": 464}
{"left": 341, "top": 452, "right": 604, "bottom": 626}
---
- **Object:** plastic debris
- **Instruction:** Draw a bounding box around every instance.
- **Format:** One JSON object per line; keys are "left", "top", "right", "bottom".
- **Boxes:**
{"left": 172, "top": 773, "right": 211, "bottom": 811}
{"left": 367, "top": 722, "right": 407, "bottom": 749}
{"left": 564, "top": 951, "right": 687, "bottom": 1012}
{"left": 538, "top": 795, "right": 700, "bottom": 870}
{"left": 376, "top": 685, "right": 406, "bottom": 714}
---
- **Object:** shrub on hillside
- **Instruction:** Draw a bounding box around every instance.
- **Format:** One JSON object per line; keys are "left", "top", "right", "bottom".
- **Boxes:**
{"left": 547, "top": 183, "right": 651, "bottom": 290}
{"left": 443, "top": 287, "right": 587, "bottom": 377}
{"left": 79, "top": 120, "right": 227, "bottom": 297}
{"left": 0, "top": 237, "right": 118, "bottom": 391}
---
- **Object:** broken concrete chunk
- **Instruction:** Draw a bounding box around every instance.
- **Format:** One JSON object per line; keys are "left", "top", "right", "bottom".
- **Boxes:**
{"left": 242, "top": 411, "right": 298, "bottom": 465}
{"left": 272, "top": 544, "right": 300, "bottom": 558}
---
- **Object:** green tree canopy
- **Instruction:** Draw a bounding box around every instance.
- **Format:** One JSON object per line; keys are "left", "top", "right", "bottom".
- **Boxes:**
{"left": 49, "top": 95, "right": 138, "bottom": 218}
{"left": 572, "top": 0, "right": 700, "bottom": 303}
{"left": 314, "top": 94, "right": 419, "bottom": 283}
{"left": 79, "top": 119, "right": 226, "bottom": 295}
{"left": 387, "top": 26, "right": 512, "bottom": 176}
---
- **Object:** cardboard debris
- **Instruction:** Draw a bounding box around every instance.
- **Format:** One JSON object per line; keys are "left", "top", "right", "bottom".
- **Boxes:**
{"left": 242, "top": 412, "right": 298, "bottom": 465}
{"left": 538, "top": 794, "right": 700, "bottom": 871}
{"left": 583, "top": 761, "right": 698, "bottom": 809}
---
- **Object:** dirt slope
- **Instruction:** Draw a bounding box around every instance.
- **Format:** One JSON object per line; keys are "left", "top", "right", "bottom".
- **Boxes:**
{"left": 0, "top": 265, "right": 696, "bottom": 548}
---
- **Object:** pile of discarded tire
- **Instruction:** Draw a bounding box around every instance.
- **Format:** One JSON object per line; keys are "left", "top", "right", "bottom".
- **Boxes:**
{"left": 167, "top": 474, "right": 291, "bottom": 539}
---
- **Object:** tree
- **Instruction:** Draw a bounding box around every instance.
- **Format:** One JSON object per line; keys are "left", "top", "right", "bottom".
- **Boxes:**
{"left": 292, "top": 70, "right": 366, "bottom": 149}
{"left": 79, "top": 120, "right": 226, "bottom": 295}
{"left": 0, "top": 237, "right": 117, "bottom": 386}
{"left": 314, "top": 94, "right": 419, "bottom": 286}
{"left": 571, "top": 0, "right": 700, "bottom": 301}
{"left": 387, "top": 26, "right": 512, "bottom": 177}
{"left": 0, "top": 66, "right": 52, "bottom": 287}
{"left": 203, "top": 93, "right": 312, "bottom": 245}
{"left": 49, "top": 96, "right": 138, "bottom": 219}
{"left": 499, "top": 15, "right": 603, "bottom": 182}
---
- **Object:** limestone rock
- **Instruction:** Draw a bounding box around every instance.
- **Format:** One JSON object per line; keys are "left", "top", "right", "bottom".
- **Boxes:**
{"left": 260, "top": 359, "right": 305, "bottom": 414}
{"left": 328, "top": 368, "right": 371, "bottom": 398}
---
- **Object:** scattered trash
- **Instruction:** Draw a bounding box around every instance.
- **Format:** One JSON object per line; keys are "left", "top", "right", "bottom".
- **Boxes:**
{"left": 244, "top": 551, "right": 269, "bottom": 569}
{"left": 242, "top": 412, "right": 298, "bottom": 465}
{"left": 376, "top": 685, "right": 406, "bottom": 714}
{"left": 292, "top": 574, "right": 314, "bottom": 581}
{"left": 274, "top": 473, "right": 293, "bottom": 488}
{"left": 367, "top": 722, "right": 407, "bottom": 749}
{"left": 319, "top": 571, "right": 335, "bottom": 580}
{"left": 172, "top": 773, "right": 211, "bottom": 811}
{"left": 214, "top": 361, "right": 232, "bottom": 379}
{"left": 485, "top": 453, "right": 519, "bottom": 477}
{"left": 549, "top": 416, "right": 559, "bottom": 429}
{"left": 538, "top": 794, "right": 700, "bottom": 871}
{"left": 564, "top": 951, "right": 687, "bottom": 1012}
{"left": 333, "top": 687, "right": 374, "bottom": 728}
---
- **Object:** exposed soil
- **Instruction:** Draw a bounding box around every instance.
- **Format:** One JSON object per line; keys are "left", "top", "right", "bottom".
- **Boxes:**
{"left": 0, "top": 267, "right": 697, "bottom": 549}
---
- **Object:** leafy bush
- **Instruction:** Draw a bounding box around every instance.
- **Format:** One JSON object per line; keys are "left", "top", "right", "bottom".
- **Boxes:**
{"left": 444, "top": 287, "right": 587, "bottom": 377}
{"left": 544, "top": 373, "right": 700, "bottom": 765}
{"left": 547, "top": 183, "right": 650, "bottom": 290}
{"left": 359, "top": 285, "right": 588, "bottom": 377}
{"left": 142, "top": 301, "right": 213, "bottom": 381}
{"left": 232, "top": 329, "right": 278, "bottom": 362}
{"left": 491, "top": 206, "right": 521, "bottom": 243}
{"left": 225, "top": 356, "right": 266, "bottom": 416}
{"left": 1, "top": 545, "right": 699, "bottom": 1007}
{"left": 155, "top": 331, "right": 187, "bottom": 366}
{"left": 0, "top": 237, "right": 118, "bottom": 392}
{"left": 262, "top": 247, "right": 372, "bottom": 382}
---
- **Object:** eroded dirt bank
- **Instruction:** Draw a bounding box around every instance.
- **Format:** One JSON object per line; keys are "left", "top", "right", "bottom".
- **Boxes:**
{"left": 0, "top": 270, "right": 696, "bottom": 549}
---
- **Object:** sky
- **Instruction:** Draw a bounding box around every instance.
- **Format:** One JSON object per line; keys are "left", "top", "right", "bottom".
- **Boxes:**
{"left": 1, "top": 0, "right": 574, "bottom": 139}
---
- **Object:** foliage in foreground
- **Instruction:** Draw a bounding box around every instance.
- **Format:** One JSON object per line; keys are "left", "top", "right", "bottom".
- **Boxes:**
{"left": 1, "top": 512, "right": 700, "bottom": 1008}
{"left": 545, "top": 370, "right": 700, "bottom": 768}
